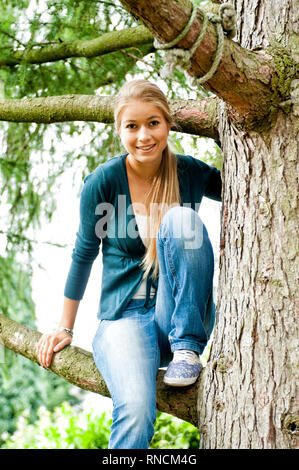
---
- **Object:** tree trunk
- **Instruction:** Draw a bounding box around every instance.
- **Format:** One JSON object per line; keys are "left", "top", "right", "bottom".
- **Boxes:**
{"left": 198, "top": 105, "right": 298, "bottom": 450}
{"left": 196, "top": 0, "right": 299, "bottom": 449}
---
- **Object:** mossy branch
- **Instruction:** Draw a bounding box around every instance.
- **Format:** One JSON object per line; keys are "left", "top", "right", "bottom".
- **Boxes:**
{"left": 0, "top": 313, "right": 200, "bottom": 426}
{"left": 0, "top": 94, "right": 219, "bottom": 139}
{"left": 0, "top": 26, "right": 154, "bottom": 66}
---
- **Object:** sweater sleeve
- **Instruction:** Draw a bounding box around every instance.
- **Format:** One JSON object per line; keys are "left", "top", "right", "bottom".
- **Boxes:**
{"left": 64, "top": 169, "right": 104, "bottom": 301}
{"left": 204, "top": 163, "right": 222, "bottom": 202}
{"left": 185, "top": 155, "right": 222, "bottom": 202}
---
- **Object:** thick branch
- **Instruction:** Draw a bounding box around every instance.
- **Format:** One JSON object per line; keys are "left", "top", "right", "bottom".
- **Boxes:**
{"left": 120, "top": 0, "right": 278, "bottom": 127}
{"left": 0, "top": 94, "right": 219, "bottom": 139}
{"left": 0, "top": 26, "right": 153, "bottom": 65}
{"left": 0, "top": 313, "right": 200, "bottom": 426}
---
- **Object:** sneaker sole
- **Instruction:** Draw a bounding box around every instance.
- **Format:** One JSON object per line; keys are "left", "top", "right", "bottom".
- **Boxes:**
{"left": 163, "top": 376, "right": 198, "bottom": 387}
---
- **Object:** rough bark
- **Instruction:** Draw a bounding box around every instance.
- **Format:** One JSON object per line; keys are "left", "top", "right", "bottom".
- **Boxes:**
{"left": 0, "top": 94, "right": 220, "bottom": 139}
{"left": 120, "top": 0, "right": 284, "bottom": 128}
{"left": 0, "top": 313, "right": 199, "bottom": 426}
{"left": 0, "top": 26, "right": 153, "bottom": 65}
{"left": 198, "top": 106, "right": 298, "bottom": 449}
{"left": 196, "top": 0, "right": 299, "bottom": 450}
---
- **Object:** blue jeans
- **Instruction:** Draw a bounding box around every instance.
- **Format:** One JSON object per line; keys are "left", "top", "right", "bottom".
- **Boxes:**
{"left": 92, "top": 206, "right": 215, "bottom": 449}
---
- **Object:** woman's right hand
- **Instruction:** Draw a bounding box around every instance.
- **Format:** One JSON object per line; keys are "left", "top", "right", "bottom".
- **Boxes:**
{"left": 36, "top": 329, "right": 72, "bottom": 368}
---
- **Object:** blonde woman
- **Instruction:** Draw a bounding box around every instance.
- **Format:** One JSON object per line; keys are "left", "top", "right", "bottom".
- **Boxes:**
{"left": 36, "top": 80, "right": 222, "bottom": 449}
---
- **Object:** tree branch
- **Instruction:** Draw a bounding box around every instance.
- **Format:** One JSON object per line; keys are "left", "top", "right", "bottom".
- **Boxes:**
{"left": 0, "top": 26, "right": 154, "bottom": 65}
{"left": 0, "top": 94, "right": 219, "bottom": 139}
{"left": 0, "top": 313, "right": 200, "bottom": 426}
{"left": 120, "top": 0, "right": 279, "bottom": 128}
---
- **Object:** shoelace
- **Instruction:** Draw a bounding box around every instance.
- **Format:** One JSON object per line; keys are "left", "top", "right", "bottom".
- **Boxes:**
{"left": 173, "top": 350, "right": 200, "bottom": 364}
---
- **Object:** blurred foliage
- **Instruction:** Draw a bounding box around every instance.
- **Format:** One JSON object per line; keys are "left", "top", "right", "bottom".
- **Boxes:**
{"left": 0, "top": 402, "right": 199, "bottom": 449}
{"left": 0, "top": 402, "right": 112, "bottom": 449}
{"left": 151, "top": 412, "right": 199, "bottom": 449}
{"left": 0, "top": 0, "right": 217, "bottom": 257}
{"left": 1, "top": 403, "right": 112, "bottom": 449}
{"left": 0, "top": 254, "right": 81, "bottom": 444}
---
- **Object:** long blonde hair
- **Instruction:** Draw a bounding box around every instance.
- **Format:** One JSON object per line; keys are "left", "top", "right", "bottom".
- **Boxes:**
{"left": 114, "top": 79, "right": 181, "bottom": 279}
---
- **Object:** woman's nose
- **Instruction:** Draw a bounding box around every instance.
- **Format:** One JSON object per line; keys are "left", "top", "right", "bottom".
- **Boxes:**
{"left": 137, "top": 126, "right": 150, "bottom": 141}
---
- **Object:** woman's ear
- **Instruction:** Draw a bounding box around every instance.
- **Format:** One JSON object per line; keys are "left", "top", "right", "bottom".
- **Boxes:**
{"left": 116, "top": 125, "right": 121, "bottom": 138}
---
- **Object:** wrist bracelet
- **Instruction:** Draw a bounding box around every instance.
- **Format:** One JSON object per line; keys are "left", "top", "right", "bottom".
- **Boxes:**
{"left": 58, "top": 327, "right": 73, "bottom": 337}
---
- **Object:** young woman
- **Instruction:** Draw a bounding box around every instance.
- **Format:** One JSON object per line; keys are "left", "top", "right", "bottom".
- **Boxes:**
{"left": 36, "top": 79, "right": 222, "bottom": 449}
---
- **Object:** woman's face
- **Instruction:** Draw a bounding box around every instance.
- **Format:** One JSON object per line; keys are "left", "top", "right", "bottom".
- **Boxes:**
{"left": 117, "top": 99, "right": 170, "bottom": 167}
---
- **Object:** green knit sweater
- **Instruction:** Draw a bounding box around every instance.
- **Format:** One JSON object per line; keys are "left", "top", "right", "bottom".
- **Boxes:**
{"left": 64, "top": 153, "right": 222, "bottom": 320}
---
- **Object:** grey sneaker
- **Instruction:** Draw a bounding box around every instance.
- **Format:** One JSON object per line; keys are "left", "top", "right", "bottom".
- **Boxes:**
{"left": 163, "top": 350, "right": 202, "bottom": 387}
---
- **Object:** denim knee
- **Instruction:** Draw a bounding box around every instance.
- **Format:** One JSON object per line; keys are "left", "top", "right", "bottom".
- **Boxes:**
{"left": 159, "top": 206, "right": 204, "bottom": 250}
{"left": 110, "top": 399, "right": 156, "bottom": 448}
{"left": 115, "top": 399, "right": 156, "bottom": 426}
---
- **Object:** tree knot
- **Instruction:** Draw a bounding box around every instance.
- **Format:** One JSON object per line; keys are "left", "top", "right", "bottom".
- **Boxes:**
{"left": 212, "top": 353, "right": 233, "bottom": 373}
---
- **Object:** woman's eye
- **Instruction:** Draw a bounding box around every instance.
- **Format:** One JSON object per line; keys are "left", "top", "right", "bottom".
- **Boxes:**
{"left": 126, "top": 123, "right": 136, "bottom": 129}
{"left": 150, "top": 120, "right": 159, "bottom": 127}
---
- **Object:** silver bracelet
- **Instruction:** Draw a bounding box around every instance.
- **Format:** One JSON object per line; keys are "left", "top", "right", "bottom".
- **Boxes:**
{"left": 58, "top": 327, "right": 73, "bottom": 337}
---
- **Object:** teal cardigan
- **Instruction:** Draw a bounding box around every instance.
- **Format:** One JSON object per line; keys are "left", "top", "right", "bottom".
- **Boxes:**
{"left": 64, "top": 153, "right": 222, "bottom": 320}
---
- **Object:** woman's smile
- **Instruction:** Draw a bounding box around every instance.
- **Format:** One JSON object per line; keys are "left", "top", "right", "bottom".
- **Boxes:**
{"left": 136, "top": 143, "right": 156, "bottom": 152}
{"left": 118, "top": 99, "right": 170, "bottom": 168}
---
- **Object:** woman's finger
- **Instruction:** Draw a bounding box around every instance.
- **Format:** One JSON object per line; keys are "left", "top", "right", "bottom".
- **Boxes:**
{"left": 36, "top": 334, "right": 46, "bottom": 357}
{"left": 45, "top": 340, "right": 55, "bottom": 368}
{"left": 41, "top": 338, "right": 50, "bottom": 368}
{"left": 53, "top": 336, "right": 72, "bottom": 352}
{"left": 36, "top": 335, "right": 49, "bottom": 367}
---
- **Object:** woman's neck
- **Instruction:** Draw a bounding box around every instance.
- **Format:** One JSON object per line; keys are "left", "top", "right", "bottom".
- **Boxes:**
{"left": 126, "top": 153, "right": 161, "bottom": 182}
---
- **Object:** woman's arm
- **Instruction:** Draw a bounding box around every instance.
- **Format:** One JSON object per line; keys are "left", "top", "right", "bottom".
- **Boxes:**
{"left": 36, "top": 297, "right": 80, "bottom": 368}
{"left": 203, "top": 165, "right": 222, "bottom": 202}
{"left": 37, "top": 168, "right": 105, "bottom": 368}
